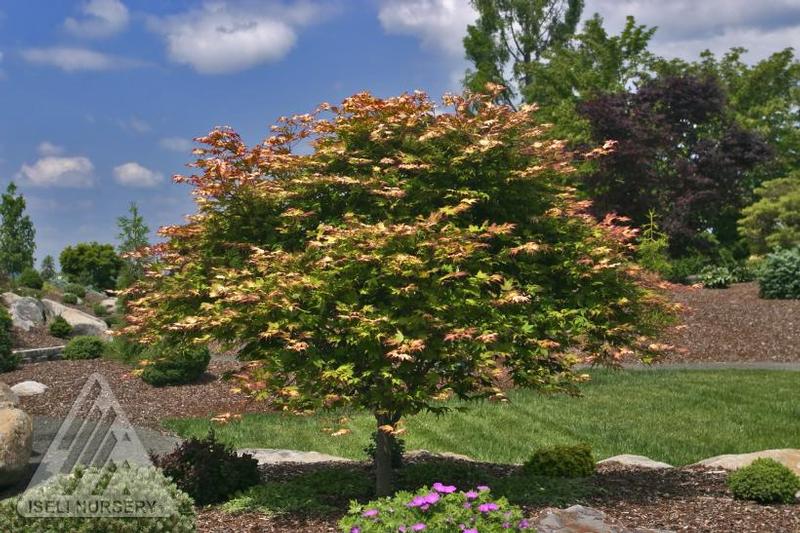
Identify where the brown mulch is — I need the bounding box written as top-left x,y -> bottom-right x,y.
659,282 -> 800,363
11,326 -> 65,350
0,358 -> 263,430
193,462 -> 800,533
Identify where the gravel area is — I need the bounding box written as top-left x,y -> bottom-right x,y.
11,326 -> 65,350
659,282 -> 800,363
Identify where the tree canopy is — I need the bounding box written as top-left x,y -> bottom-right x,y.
0,182 -> 36,278
60,242 -> 122,290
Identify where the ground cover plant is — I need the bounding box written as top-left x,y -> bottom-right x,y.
137,340 -> 211,386
164,369 -> 800,467
124,88 -> 670,495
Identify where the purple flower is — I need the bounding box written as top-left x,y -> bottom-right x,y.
518,519 -> 530,529
503,522 -> 510,529
350,528 -> 360,533
477,502 -> 499,513
463,502 -> 472,509
476,485 -> 490,492
424,492 -> 440,505
464,529 -> 478,533
398,527 -> 406,532
362,509 -> 379,518
432,482 -> 457,494
464,490 -> 479,500
411,523 -> 426,531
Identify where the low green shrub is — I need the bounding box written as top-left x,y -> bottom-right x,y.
92,302 -> 109,317
758,248 -> 800,299
12,287 -> 41,299
65,283 -> 86,298
0,464 -> 196,532
666,254 -> 709,284
48,315 -> 73,338
727,458 -> 800,504
522,444 -> 595,478
17,267 -> 43,290
63,336 -> 106,360
0,307 -> 19,372
340,485 -> 530,532
699,265 -> 735,289
151,431 -> 260,505
62,292 -> 78,304
139,341 -> 210,387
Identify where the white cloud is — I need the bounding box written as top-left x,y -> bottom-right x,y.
159,137 -> 194,152
113,162 -> 163,187
37,141 -> 65,157
377,0 -> 476,56
21,47 -> 143,72
148,1 -> 330,74
117,116 -> 151,133
17,156 -> 94,187
64,0 -> 130,38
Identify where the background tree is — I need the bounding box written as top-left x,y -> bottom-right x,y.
464,0 -> 584,106
116,202 -> 150,289
40,255 -> 56,281
739,172 -> 800,254
579,74 -> 772,255
0,182 -> 36,278
124,90 -> 669,496
60,242 -> 122,290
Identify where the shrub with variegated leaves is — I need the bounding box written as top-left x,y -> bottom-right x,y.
123,86 -> 670,495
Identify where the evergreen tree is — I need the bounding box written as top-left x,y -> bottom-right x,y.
40,255 -> 56,281
0,182 -> 36,277
116,202 -> 150,288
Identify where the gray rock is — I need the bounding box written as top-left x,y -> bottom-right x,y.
0,382 -> 18,407
1,292 -> 45,331
41,299 -> 110,339
0,407 -> 33,487
237,448 -> 354,465
536,505 -> 672,533
405,449 -> 475,462
11,381 -> 48,397
598,454 -> 673,469
100,297 -> 118,313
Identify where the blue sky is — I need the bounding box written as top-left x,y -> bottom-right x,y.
1,0 -> 798,265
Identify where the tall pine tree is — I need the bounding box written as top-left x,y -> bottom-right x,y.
0,182 -> 36,278
116,202 -> 150,288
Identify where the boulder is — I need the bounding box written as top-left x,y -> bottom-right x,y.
41,299 -> 110,339
0,382 -> 18,407
598,454 -> 673,469
693,449 -> 800,477
1,292 -> 45,331
536,505 -> 672,533
0,406 -> 33,487
100,297 -> 118,313
10,381 -> 47,397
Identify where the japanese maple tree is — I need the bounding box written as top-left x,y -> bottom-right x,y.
124,88 -> 668,495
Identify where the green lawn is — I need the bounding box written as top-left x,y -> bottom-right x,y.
164,369 -> 800,466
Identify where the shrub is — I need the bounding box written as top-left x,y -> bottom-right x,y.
667,254 -> 709,284
151,431 -> 260,505
48,315 -> 73,338
12,287 -> 41,299
739,173 -> 800,255
0,307 -> 19,372
92,302 -> 109,317
0,464 -> 196,532
105,335 -> 146,364
65,283 -> 86,298
758,248 -> 800,299
139,341 -> 210,386
63,336 -> 106,360
62,292 -> 78,304
698,265 -> 735,289
727,458 -> 800,504
364,430 -> 405,469
17,267 -> 43,290
522,444 -> 595,478
340,485 -> 531,532
636,210 -> 672,278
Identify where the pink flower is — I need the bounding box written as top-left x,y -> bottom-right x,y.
477,502 -> 499,513
362,509 -> 379,518
464,490 -> 479,500
411,523 -> 426,531
432,482 -> 457,494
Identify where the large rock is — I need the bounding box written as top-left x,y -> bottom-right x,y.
598,454 -> 673,469
41,299 -> 110,339
536,505 -> 672,533
694,449 -> 800,477
1,292 -> 45,331
0,406 -> 33,487
11,381 -> 47,397
237,448 -> 354,465
0,382 -> 18,407
100,297 -> 118,313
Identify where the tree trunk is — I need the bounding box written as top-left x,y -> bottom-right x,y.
374,414 -> 396,497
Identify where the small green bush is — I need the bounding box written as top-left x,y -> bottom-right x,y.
140,341 -> 210,386
522,444 -> 595,478
699,265 -> 735,289
758,248 -> 800,299
62,292 -> 78,304
63,336 -> 106,360
667,254 -> 709,283
727,458 -> 800,504
17,267 -> 43,290
340,485 -> 530,532
0,307 -> 19,372
12,287 -> 41,299
48,315 -> 73,338
0,464 -> 196,532
92,302 -> 109,317
151,431 -> 260,505
65,283 -> 86,298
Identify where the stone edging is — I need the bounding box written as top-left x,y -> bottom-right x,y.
12,346 -> 65,363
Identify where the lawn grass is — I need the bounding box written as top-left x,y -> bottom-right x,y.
163,369 -> 800,466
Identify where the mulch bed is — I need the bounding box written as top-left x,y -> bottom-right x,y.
11,326 -> 65,350
194,462 -> 800,533
659,282 -> 800,363
0,358 -> 263,430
